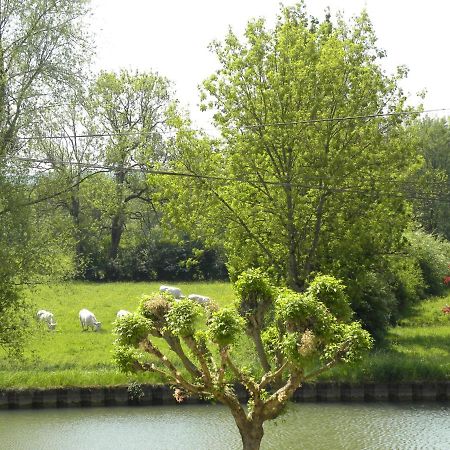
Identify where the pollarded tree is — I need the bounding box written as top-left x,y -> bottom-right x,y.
160,4 -> 419,295
114,269 -> 372,450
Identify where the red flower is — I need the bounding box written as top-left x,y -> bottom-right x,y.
442,305 -> 450,315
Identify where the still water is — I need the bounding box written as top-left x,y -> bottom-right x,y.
0,403 -> 449,450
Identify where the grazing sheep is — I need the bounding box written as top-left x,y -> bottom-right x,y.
160,285 -> 184,299
37,309 -> 57,330
188,294 -> 210,305
79,308 -> 102,331
116,309 -> 131,319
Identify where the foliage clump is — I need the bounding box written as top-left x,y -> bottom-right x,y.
208,308 -> 245,346
138,293 -> 173,329
166,299 -> 202,337
114,313 -> 152,348
306,275 -> 353,322
234,268 -> 275,318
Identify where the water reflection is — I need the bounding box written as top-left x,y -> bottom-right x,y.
0,403 -> 449,449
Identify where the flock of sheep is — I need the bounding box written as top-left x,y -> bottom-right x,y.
36,285 -> 211,332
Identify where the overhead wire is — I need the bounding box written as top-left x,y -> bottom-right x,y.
2,106 -> 449,202
243,108 -> 450,128
2,154 -> 449,203
13,107 -> 450,141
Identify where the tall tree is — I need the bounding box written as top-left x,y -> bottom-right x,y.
0,0 -> 91,156
161,4 -> 418,294
0,0 -> 92,354
410,117 -> 450,238
31,91 -> 107,274
88,70 -> 176,278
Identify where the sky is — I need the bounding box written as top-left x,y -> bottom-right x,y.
90,0 -> 450,130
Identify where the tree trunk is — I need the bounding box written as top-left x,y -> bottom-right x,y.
237,421 -> 264,450
70,189 -> 85,274
215,388 -> 263,450
109,212 -> 125,260
108,168 -> 126,267
303,193 -> 326,279
284,184 -> 301,291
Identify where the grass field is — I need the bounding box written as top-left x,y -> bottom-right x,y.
0,281 -> 235,388
0,282 -> 449,388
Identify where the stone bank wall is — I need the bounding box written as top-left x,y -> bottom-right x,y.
0,382 -> 448,410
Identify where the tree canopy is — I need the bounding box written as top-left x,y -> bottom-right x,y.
157,5 -> 422,336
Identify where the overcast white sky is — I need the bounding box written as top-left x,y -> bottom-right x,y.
90,0 -> 450,130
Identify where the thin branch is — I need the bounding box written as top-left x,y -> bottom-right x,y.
0,169 -> 108,216
224,352 -> 259,398
259,360 -> 289,389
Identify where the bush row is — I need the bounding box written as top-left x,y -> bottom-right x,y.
347,229 -> 450,341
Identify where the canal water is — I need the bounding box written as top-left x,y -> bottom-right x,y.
0,402 -> 449,449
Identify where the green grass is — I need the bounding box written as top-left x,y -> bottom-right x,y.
320,295 -> 450,383
397,295 -> 450,327
1,282 -> 449,388
0,281 -> 234,388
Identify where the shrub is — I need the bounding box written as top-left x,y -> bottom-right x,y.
404,229 -> 450,296
346,271 -> 397,343
385,255 -> 426,318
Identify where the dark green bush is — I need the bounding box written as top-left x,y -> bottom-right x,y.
346,271 -> 397,343
79,239 -> 227,282
404,229 -> 450,296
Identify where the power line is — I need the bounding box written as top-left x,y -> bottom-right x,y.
5,154 -> 447,187
4,155 -> 333,188
13,107 -> 450,141
2,155 -> 449,201
16,129 -> 177,141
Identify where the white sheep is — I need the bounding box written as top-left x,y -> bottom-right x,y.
188,294 -> 210,304
160,285 -> 184,299
79,308 -> 102,331
37,309 -> 57,330
116,309 -> 131,319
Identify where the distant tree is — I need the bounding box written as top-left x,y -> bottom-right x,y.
0,0 -> 92,354
31,90 -> 107,274
162,4 -> 417,288
114,269 -> 372,450
0,0 -> 91,157
409,117 -> 450,239
87,70 -> 177,278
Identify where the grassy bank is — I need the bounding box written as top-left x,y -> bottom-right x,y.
0,282 -> 449,388
322,295 -> 450,382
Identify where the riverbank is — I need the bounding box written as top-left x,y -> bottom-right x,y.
1,382 -> 449,409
